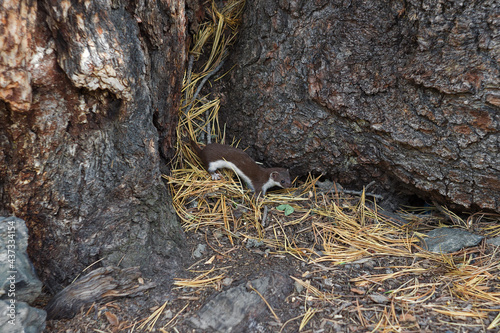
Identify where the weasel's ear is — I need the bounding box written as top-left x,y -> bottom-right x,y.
271,171 -> 279,180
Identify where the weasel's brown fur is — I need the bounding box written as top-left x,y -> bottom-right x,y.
190,140 -> 291,195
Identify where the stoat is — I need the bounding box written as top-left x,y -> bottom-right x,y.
190,140 -> 291,196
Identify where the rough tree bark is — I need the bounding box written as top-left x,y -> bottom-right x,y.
216,0 -> 500,212
0,0 -> 187,292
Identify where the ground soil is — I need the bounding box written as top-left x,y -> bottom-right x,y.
43,213 -> 500,333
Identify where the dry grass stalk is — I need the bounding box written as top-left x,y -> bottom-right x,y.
173,267 -> 225,290
162,303 -> 189,330
488,312 -> 500,329
299,307 -> 318,331
291,277 -> 338,304
137,300 -> 168,331
247,282 -> 281,324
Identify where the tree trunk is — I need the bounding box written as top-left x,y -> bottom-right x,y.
0,0 -> 187,292
216,0 -> 500,212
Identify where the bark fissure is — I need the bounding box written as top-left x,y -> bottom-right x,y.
216,0 -> 499,212
0,0 -> 187,292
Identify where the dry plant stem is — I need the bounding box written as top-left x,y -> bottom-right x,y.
247,282 -> 281,324
432,200 -> 464,226
364,180 -> 376,191
488,312 -> 500,329
342,188 -> 384,201
206,110 -> 212,143
137,300 -> 168,331
183,54 -> 194,109
279,313 -> 305,333
261,205 -> 269,227
299,308 -> 318,330
162,303 -> 189,329
185,60 -> 225,118
169,163 -> 500,329
70,258 -> 105,284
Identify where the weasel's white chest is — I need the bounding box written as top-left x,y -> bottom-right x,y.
207,160 -> 255,191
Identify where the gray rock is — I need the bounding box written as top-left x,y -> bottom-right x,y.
486,236 -> 500,246
323,278 -> 333,288
0,217 -> 42,303
222,277 -> 233,287
0,300 -> 46,333
368,293 -> 389,304
193,244 -> 207,258
0,217 -> 46,332
188,273 -> 291,332
422,227 -> 483,253
245,239 -> 264,248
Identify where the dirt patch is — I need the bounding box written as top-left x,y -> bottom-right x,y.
45,183 -> 500,332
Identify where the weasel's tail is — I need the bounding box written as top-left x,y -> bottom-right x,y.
189,139 -> 203,157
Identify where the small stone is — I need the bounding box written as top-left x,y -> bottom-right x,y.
368,293 -> 389,304
294,280 -> 304,293
246,239 -> 264,248
422,227 -> 483,253
222,278 -> 233,286
193,244 -> 207,258
163,309 -> 173,320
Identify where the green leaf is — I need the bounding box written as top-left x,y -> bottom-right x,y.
276,204 -> 294,216
285,206 -> 294,216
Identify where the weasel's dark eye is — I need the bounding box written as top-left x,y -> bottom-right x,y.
280,180 -> 285,184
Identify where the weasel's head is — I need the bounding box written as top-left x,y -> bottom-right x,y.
260,168 -> 292,196
270,168 -> 292,189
